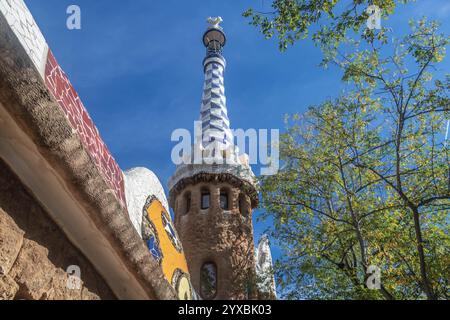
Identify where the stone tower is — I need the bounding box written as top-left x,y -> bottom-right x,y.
168,17 -> 258,300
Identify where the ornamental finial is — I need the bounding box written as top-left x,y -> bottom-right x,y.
207,16 -> 223,29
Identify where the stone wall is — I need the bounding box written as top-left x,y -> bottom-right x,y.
0,158 -> 115,300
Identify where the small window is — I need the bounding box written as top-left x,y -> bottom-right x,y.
184,192 -> 191,215
220,192 -> 229,210
201,192 -> 210,210
200,262 -> 217,300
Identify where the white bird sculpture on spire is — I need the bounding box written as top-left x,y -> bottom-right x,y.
207,16 -> 223,29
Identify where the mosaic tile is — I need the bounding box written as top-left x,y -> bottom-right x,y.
0,0 -> 48,75
44,50 -> 126,207
200,55 -> 234,148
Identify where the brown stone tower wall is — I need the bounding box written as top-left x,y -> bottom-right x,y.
173,180 -> 256,300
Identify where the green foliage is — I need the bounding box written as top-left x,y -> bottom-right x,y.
259,20 -> 449,300
243,0 -> 411,51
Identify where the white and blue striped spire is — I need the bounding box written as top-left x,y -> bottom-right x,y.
200,17 -> 234,151
168,18 -> 258,202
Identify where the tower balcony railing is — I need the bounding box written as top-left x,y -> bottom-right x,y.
168,155 -> 257,193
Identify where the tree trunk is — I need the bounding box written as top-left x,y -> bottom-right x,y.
410,205 -> 436,300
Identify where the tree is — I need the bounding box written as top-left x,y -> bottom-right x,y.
259,19 -> 449,300
243,0 -> 411,51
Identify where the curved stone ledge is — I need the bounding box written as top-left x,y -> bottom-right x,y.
0,12 -> 176,300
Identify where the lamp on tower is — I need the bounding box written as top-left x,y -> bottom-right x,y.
203,17 -> 226,54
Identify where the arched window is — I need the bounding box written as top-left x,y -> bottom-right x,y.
201,188 -> 210,210
220,190 -> 229,210
200,262 -> 217,299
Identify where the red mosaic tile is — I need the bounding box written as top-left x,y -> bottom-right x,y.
44,50 -> 126,208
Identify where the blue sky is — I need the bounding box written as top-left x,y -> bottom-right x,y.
25,0 -> 449,271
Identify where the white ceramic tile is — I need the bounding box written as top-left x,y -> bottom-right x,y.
0,0 -> 48,76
